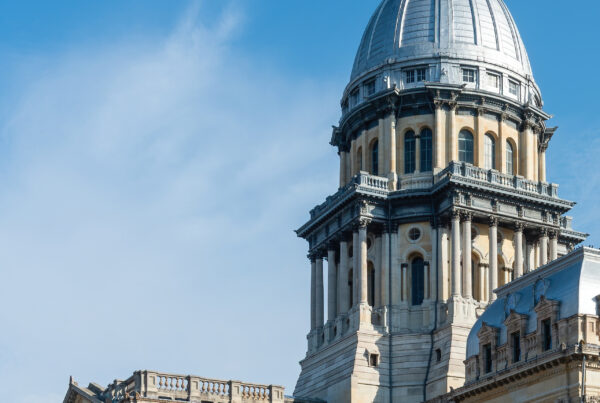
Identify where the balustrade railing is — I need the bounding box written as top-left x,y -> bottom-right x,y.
435,161 -> 559,198
102,371 -> 284,402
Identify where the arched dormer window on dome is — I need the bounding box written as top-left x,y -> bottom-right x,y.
459,130 -> 474,164
420,128 -> 432,172
404,131 -> 416,174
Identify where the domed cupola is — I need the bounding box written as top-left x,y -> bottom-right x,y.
341,0 -> 541,116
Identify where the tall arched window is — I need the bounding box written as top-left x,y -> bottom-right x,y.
411,256 -> 425,306
484,134 -> 496,170
405,130 -> 416,174
371,140 -> 379,176
506,141 -> 514,175
458,130 -> 474,164
420,128 -> 433,172
367,262 -> 375,307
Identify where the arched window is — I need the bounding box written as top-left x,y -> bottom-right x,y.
506,141 -> 514,175
405,131 -> 416,174
420,128 -> 433,172
348,269 -> 354,308
458,130 -> 474,164
371,140 -> 379,176
484,134 -> 496,170
411,257 -> 425,306
367,262 -> 375,307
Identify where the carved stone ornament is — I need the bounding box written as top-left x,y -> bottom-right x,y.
359,217 -> 372,229
488,216 -> 498,227
533,278 -> 550,305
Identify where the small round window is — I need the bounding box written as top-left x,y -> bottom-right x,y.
408,227 -> 421,242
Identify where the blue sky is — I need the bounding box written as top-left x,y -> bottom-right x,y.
0,1 -> 598,402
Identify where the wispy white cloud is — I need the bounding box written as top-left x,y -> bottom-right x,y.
0,3 -> 341,402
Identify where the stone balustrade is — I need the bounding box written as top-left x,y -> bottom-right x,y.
102,370 -> 285,403
436,161 -> 559,198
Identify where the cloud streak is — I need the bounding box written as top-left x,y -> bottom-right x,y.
0,3 -> 341,402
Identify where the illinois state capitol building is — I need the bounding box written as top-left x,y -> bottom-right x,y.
64,1 -> 599,402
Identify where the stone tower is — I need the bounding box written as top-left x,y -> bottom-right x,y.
293,1 -> 587,402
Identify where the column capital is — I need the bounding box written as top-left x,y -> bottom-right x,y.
514,222 -> 524,232
326,241 -> 338,252
451,208 -> 462,220
488,216 -> 499,228
383,221 -> 399,234
461,211 -> 473,222
358,217 -> 372,229
308,253 -> 318,262
540,227 -> 549,237
548,230 -> 558,239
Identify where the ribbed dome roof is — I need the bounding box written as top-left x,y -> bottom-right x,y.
351,0 -> 532,82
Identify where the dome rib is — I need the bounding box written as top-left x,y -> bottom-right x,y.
350,0 -> 533,82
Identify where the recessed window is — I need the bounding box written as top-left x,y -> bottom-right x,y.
484,134 -> 496,170
509,80 -> 520,97
511,332 -> 521,363
458,130 -> 474,164
420,128 -> 433,172
408,227 -> 421,241
542,319 -> 552,351
405,68 -> 427,84
435,349 -> 442,362
369,353 -> 380,367
364,80 -> 376,97
404,130 -> 416,174
350,88 -> 360,106
487,72 -> 501,91
411,257 -> 425,306
484,344 -> 493,373
462,68 -> 477,84
506,141 -> 514,175
371,140 -> 379,176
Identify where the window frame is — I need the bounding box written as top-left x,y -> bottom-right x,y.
462,67 -> 477,84
484,133 -> 496,170
404,130 -> 416,174
364,79 -> 376,98
508,79 -> 520,97
420,128 -> 433,172
371,140 -> 379,176
506,140 -> 514,175
458,130 -> 475,164
410,256 -> 425,306
487,72 -> 501,92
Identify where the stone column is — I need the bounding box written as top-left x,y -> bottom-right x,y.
540,229 -> 549,266
434,101 -> 444,169
381,229 -> 390,306
388,114 -> 398,190
462,212 -> 473,299
352,228 -> 359,306
479,264 -> 487,303
539,144 -> 547,183
390,224 -> 401,305
525,242 -> 534,273
549,231 -> 558,261
514,223 -> 524,278
488,218 -> 498,302
401,263 -> 409,302
316,256 -> 324,328
327,247 -> 337,322
339,151 -> 347,187
448,104 -> 458,162
451,211 -> 462,297
437,223 -> 449,300
338,240 -> 349,314
521,120 -> 535,180
431,224 -> 438,300
310,255 -> 317,330
358,219 -> 369,305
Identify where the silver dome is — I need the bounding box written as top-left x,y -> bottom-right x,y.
352,0 -> 532,81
